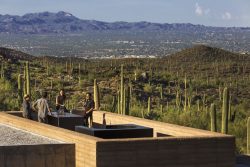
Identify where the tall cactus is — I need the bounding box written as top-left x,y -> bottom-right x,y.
111,95 -> 117,113
23,67 -> 27,95
70,61 -> 74,76
219,85 -> 222,101
46,61 -> 49,76
78,63 -> 81,76
66,61 -> 68,74
0,61 -> 4,79
210,103 -> 217,132
94,79 -> 100,110
221,87 -> 229,134
184,74 -> 187,112
78,63 -> 81,85
148,96 -> 151,114
197,100 -> 200,112
125,85 -> 131,115
247,117 -> 250,154
175,88 -> 181,111
129,79 -> 133,108
134,65 -> 138,81
50,80 -> 53,90
120,65 -> 124,115
228,94 -> 232,121
117,90 -> 120,114
18,74 -> 23,105
25,61 -> 31,96
123,86 -> 126,115
160,84 -> 163,113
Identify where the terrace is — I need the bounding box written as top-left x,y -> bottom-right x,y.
0,111 -> 235,167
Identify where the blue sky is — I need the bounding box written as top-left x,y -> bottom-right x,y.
0,0 -> 249,27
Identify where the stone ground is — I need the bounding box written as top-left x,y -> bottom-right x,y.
0,123 -> 60,145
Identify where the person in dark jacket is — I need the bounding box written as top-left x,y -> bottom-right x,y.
83,93 -> 95,127
56,89 -> 67,110
22,94 -> 32,120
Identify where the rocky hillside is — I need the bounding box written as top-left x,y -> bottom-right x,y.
0,47 -> 35,61
165,45 -> 248,62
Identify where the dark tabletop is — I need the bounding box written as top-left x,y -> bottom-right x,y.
49,112 -> 84,118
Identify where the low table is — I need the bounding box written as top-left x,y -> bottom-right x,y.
48,112 -> 85,131
75,124 -> 153,139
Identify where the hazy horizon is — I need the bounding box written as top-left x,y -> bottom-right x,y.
0,0 -> 249,27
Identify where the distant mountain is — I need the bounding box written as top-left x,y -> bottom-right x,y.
0,11 -> 249,34
165,45 -> 248,62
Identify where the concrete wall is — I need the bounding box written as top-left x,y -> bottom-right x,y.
96,137 -> 235,167
93,111 -> 235,167
0,111 -> 236,167
0,144 -> 75,167
0,112 -> 100,167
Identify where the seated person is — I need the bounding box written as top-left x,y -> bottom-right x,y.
83,93 -> 95,127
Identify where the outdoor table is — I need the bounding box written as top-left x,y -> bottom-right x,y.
48,112 -> 85,131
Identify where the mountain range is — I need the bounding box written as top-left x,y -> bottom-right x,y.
0,11 -> 249,34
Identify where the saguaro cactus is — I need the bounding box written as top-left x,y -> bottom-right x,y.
247,117 -> 250,154
123,87 -> 126,115
66,61 -> 68,74
0,62 -> 4,79
228,94 -> 232,121
18,74 -> 23,105
197,100 -> 200,112
129,79 -> 133,108
78,63 -> 81,85
78,63 -> 81,76
111,95 -> 117,113
94,79 -> 100,110
184,74 -> 187,112
160,84 -> 163,113
219,85 -> 222,101
221,87 -> 229,134
210,103 -> 217,132
25,61 -> 31,96
46,61 -> 49,76
175,88 -> 181,111
134,65 -> 138,81
120,65 -> 124,115
50,80 -> 53,90
125,86 -> 130,115
23,67 -> 27,95
117,90 -> 120,114
148,96 -> 151,114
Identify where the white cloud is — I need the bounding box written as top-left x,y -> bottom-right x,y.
195,3 -> 203,16
222,12 -> 232,20
195,3 -> 210,16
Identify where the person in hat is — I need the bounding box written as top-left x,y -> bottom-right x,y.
22,94 -> 32,119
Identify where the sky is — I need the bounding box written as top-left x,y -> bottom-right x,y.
0,0 -> 249,27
